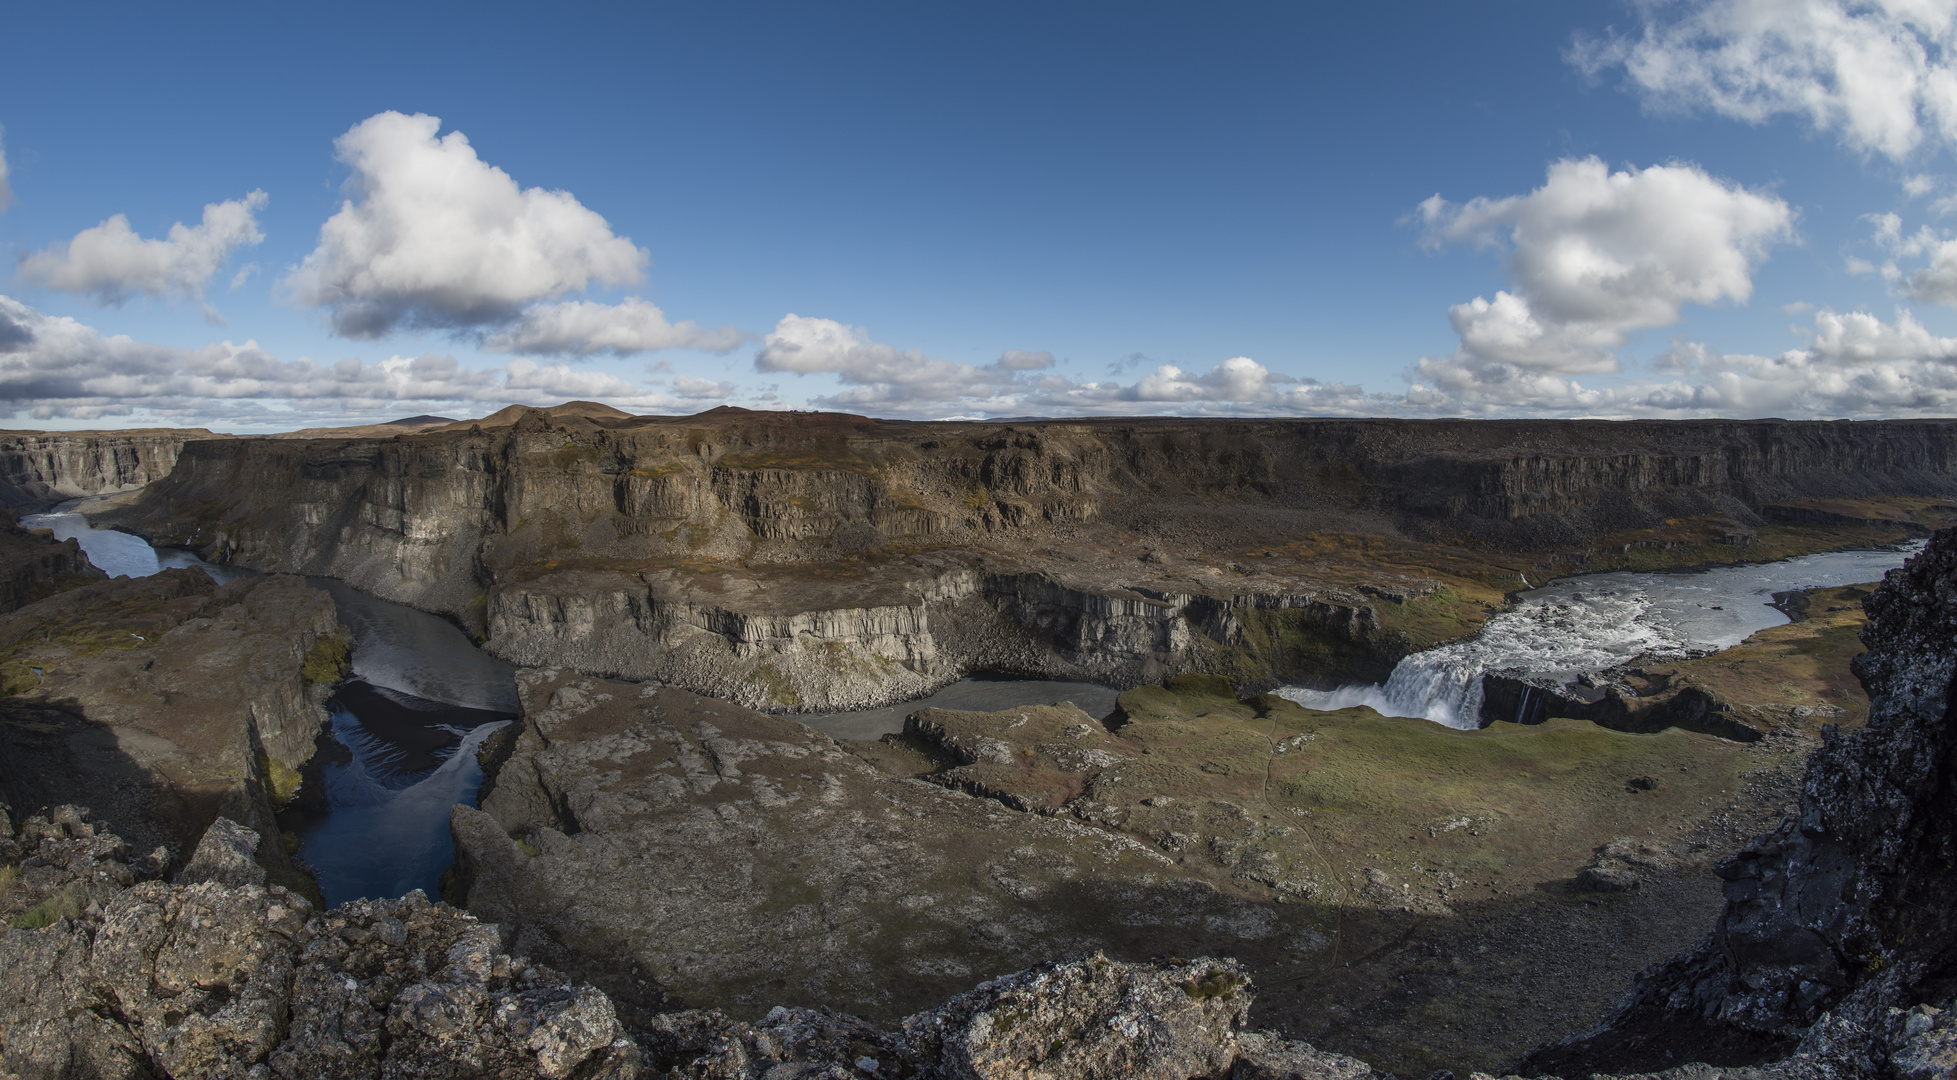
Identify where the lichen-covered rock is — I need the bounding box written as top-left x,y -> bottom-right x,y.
1891,1005 -> 1957,1080
3,810 -> 1422,1080
1230,1031 -> 1395,1080
642,1004 -> 895,1079
177,815 -> 267,887
0,815 -> 642,1080
640,955 -> 1383,1080
898,955 -> 1250,1080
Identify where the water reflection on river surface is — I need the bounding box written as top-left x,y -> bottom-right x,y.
287,582 -> 517,907
21,504 -> 244,583
20,503 -> 515,905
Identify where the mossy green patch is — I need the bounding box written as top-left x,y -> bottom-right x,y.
1622,583 -> 1878,732
1181,968 -> 1244,999
261,752 -> 304,806
750,663 -> 802,707
12,886 -> 79,929
300,632 -> 351,687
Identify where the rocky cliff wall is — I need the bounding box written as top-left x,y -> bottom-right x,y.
1527,527 -> 1957,1077
90,410 -> 1957,708
0,572 -> 346,873
0,509 -> 104,613
0,428 -> 223,509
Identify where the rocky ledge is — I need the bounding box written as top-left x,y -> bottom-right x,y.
1523,526 -> 1957,1077
0,509 -> 103,615
0,805 -> 1387,1080
0,571 -> 347,885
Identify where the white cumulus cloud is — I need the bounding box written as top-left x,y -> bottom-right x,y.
1573,0 -> 1957,162
1413,156 -> 1794,410
755,314 -> 1045,413
17,191 -> 268,303
1850,210 -> 1957,303
482,297 -> 744,356
282,111 -> 648,339
1023,357 -> 1381,417
1629,308 -> 1957,416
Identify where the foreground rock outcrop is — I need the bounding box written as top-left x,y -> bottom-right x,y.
1,808 -> 1385,1080
94,409 -> 1957,710
0,809 -> 644,1080
0,571 -> 346,878
0,509 -> 103,614
1527,527 -> 1957,1077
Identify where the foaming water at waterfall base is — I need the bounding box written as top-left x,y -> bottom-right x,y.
1282,545 -> 1920,729
16,504 -> 521,904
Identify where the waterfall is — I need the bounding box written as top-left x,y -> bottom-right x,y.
1279,645 -> 1491,729
1280,543 -> 1923,730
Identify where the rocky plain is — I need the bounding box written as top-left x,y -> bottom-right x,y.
0,406 -> 1955,1079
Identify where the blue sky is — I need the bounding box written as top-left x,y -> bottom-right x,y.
4,1 -> 1957,430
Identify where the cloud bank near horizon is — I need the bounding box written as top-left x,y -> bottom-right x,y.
0,293 -> 723,426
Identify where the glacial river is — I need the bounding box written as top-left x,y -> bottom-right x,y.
26,501 -> 1925,897
23,504 -> 515,906
1280,543 -> 1922,730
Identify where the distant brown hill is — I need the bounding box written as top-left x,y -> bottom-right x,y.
267,415 -> 457,440
435,401 -> 636,431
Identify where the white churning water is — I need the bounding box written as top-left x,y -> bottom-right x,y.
19,502 -> 518,905
1279,544 -> 1922,730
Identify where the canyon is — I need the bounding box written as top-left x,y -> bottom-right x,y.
72,407 -> 1957,712
3,408 -> 1956,1079
0,428 -> 219,510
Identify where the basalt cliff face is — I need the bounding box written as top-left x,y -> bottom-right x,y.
0,508 -> 104,613
97,410 -> 1957,710
0,571 -> 347,882
1526,527 -> 1957,1078
0,428 -> 222,510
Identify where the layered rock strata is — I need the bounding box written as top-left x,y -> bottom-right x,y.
0,428 -> 221,509
94,409 -> 1957,710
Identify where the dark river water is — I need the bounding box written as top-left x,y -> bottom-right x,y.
24,505 -> 515,906
27,502 -> 1112,904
